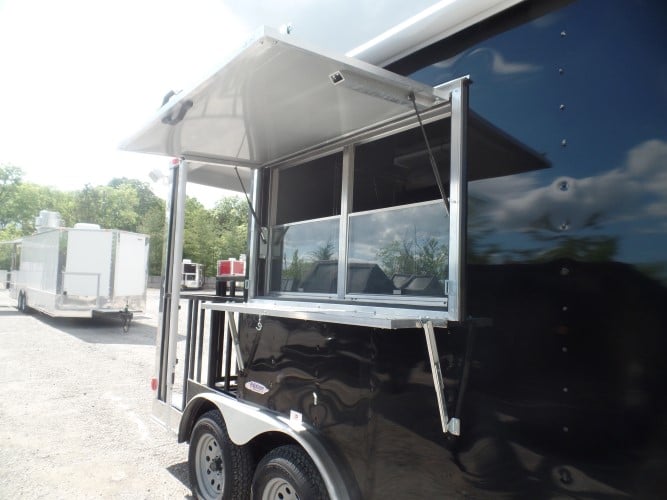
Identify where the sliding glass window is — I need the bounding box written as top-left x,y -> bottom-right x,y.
348,119 -> 450,299
268,153 -> 343,294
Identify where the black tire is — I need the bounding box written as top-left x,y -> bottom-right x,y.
17,291 -> 26,313
189,410 -> 252,500
251,445 -> 329,500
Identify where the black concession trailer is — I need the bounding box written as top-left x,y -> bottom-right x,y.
121,1 -> 667,498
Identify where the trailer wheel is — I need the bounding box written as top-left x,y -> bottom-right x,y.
251,445 -> 328,500
17,291 -> 27,313
189,410 -> 251,500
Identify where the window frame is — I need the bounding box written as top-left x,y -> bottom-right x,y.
258,77 -> 468,322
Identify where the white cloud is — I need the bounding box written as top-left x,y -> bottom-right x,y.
433,48 -> 541,76
471,139 -> 667,233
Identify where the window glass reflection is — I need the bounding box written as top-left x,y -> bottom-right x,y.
353,120 -> 450,213
407,0 -> 667,283
275,153 -> 342,225
347,201 -> 449,296
269,218 -> 339,293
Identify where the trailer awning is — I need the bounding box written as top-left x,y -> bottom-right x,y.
120,26 -> 446,168
120,26 -> 548,189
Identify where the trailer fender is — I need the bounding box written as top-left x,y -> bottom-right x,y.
180,392 -> 354,500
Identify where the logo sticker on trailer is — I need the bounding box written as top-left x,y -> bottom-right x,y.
245,381 -> 269,395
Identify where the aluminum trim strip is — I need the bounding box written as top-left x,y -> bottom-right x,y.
202,300 -> 448,329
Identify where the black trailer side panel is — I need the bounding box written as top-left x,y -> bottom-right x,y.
238,0 -> 667,498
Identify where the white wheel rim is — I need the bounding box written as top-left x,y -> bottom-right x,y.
195,432 -> 225,499
261,477 -> 300,500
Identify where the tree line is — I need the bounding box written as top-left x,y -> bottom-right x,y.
0,164 -> 248,276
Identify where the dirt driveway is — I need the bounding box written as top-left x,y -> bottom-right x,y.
0,288 -> 192,499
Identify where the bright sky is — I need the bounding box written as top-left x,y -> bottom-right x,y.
0,0 -> 252,205
0,0 -> 436,206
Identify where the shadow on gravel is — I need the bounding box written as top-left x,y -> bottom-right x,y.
167,461 -> 192,495
34,314 -> 158,346
0,309 -> 22,317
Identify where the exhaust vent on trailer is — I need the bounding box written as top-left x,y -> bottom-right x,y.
35,210 -> 62,232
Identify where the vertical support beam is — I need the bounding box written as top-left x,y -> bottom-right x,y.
448,78 -> 469,322
247,168 -> 261,300
223,313 -> 234,391
166,159 -> 188,407
182,297 -> 197,410
156,163 -> 179,403
337,146 -> 354,299
208,310 -> 221,387
196,307 -> 205,382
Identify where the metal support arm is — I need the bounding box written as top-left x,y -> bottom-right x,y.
422,320 -> 460,435
225,312 -> 246,373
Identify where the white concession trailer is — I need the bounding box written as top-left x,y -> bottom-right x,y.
9,216 -> 149,329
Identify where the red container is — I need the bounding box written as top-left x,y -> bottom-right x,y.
217,259 -> 246,276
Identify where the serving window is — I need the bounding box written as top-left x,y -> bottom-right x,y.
266,117 -> 451,305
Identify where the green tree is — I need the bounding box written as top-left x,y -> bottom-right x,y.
377,233 -> 448,278
72,184 -> 140,231
138,201 -> 166,276
310,239 -> 336,261
284,249 -> 305,281
0,227 -> 21,269
183,197 -> 222,277
0,166 -> 253,279
2,180 -> 75,235
212,196 -> 249,273
0,164 -> 23,200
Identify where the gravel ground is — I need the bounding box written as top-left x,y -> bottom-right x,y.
0,288 -> 192,499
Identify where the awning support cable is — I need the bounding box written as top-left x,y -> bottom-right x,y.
409,92 -> 450,216
235,166 -> 266,243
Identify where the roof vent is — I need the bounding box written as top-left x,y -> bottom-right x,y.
73,223 -> 102,230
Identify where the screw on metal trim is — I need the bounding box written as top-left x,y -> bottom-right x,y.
558,468 -> 573,485
559,104 -> 566,111
560,31 -> 567,37
559,68 -> 565,75
561,139 -> 567,147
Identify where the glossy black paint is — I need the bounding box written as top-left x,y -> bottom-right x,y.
235,0 -> 667,498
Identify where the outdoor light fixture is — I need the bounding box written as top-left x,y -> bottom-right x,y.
329,69 -> 441,109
